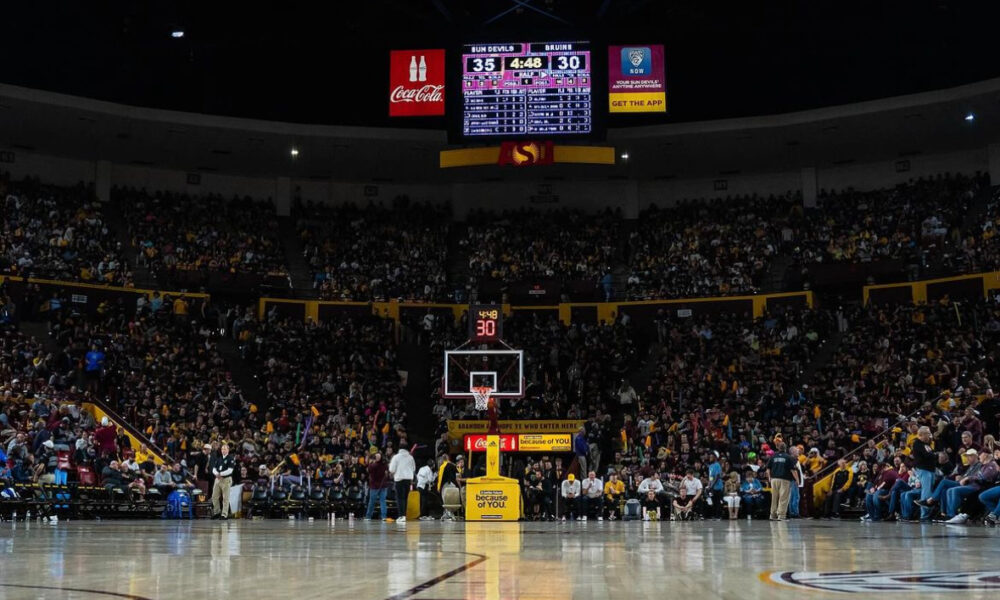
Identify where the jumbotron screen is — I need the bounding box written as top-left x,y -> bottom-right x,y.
460,41 -> 592,137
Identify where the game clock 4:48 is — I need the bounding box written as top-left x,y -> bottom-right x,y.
469,305 -> 503,342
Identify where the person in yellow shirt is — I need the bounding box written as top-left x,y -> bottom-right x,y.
904,421 -> 920,450
173,295 -> 188,317
603,472 -> 626,520
936,393 -> 958,413
135,443 -> 153,470
806,448 -> 827,474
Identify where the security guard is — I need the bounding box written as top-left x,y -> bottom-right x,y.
211,443 -> 236,519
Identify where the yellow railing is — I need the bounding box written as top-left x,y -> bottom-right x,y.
0,274 -> 210,301
863,270 -> 1000,305
258,290 -> 815,325
82,402 -> 167,466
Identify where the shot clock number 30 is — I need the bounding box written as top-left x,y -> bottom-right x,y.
469,305 -> 503,342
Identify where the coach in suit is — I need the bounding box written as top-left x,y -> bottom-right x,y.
211,443 -> 236,519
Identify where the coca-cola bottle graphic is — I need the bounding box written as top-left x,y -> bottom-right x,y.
418,55 -> 427,82
409,56 -> 418,82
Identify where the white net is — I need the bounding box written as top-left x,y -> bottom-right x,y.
472,386 -> 493,411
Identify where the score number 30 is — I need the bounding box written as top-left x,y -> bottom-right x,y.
475,318 -> 497,337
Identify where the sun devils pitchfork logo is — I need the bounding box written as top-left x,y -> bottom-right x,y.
761,570 -> 1000,593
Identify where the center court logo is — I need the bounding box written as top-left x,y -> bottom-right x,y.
761,570 -> 1000,593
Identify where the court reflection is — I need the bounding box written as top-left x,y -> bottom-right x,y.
463,522 -> 572,600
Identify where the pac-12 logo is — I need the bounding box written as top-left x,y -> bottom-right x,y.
497,141 -> 554,167
621,47 -> 651,76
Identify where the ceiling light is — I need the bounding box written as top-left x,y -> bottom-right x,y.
290,148 -> 299,157
965,113 -> 975,122
171,30 -> 185,39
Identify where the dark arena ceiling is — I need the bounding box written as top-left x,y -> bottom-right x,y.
2,0 -> 999,129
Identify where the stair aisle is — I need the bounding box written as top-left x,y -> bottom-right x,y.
277,216 -> 318,298
445,222 -> 470,303
217,336 -> 269,414
397,339 -> 437,457
105,197 -> 157,289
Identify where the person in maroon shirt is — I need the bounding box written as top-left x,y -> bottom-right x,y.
862,462 -> 898,521
365,452 -> 390,520
958,408 -> 985,446
93,418 -> 117,457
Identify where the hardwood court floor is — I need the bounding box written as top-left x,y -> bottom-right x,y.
1,519 -> 999,599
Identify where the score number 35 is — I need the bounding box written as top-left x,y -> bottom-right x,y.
470,57 -> 497,72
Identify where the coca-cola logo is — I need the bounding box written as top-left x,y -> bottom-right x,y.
389,49 -> 445,117
465,434 -> 517,451
390,84 -> 444,103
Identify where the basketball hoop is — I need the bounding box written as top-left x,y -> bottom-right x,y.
471,386 -> 493,411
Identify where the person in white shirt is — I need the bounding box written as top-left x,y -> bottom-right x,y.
560,474 -> 582,521
389,447 -> 416,523
416,459 -> 436,521
580,471 -> 604,521
637,472 -> 668,515
637,473 -> 665,495
672,471 -> 703,521
618,381 -> 638,408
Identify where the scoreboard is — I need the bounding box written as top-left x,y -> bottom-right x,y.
460,41 -> 592,138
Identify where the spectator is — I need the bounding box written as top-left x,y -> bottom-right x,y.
603,472 -> 625,520
365,452 -> 389,521
706,452 -> 724,519
822,459 -> 853,519
416,458 -> 436,521
580,470 -> 603,521
909,426 -> 939,523
574,428 -> 589,477
640,490 -> 661,521
560,473 -> 581,521
389,446 -> 415,523
740,470 -> 765,518
672,470 -> 703,521
722,472 -> 741,519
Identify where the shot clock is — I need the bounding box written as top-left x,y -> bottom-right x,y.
469,304 -> 503,342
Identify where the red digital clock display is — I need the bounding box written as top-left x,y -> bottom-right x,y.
469,304 -> 503,342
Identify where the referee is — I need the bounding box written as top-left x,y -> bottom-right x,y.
211,443 -> 236,520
